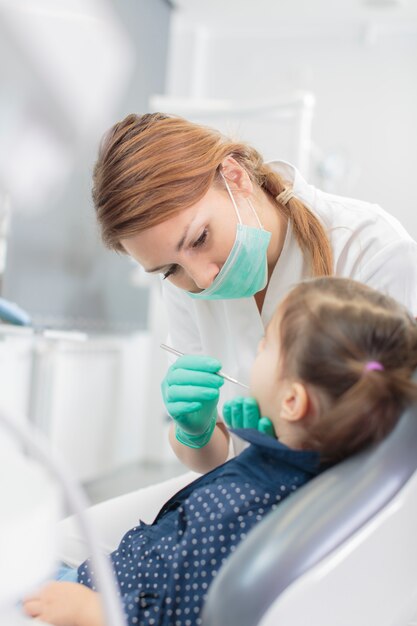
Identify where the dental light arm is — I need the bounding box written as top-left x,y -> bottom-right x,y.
0,407 -> 127,626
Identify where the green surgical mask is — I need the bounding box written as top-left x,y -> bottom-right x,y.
188,173 -> 271,300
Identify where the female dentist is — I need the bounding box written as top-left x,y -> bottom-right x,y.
58,111 -> 417,566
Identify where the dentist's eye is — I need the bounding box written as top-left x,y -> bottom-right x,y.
162,265 -> 178,280
192,228 -> 208,248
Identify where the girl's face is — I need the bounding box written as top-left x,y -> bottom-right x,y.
251,308 -> 318,447
120,167 -> 263,293
250,315 -> 284,424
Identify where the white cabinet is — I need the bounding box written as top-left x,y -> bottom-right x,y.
0,329 -> 34,458
0,327 -> 163,483
0,330 -> 33,418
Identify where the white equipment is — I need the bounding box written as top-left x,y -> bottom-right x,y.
1,449 -> 60,625
0,407 -> 127,626
149,92 -> 315,177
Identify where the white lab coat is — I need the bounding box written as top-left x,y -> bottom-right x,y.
162,161 -> 417,454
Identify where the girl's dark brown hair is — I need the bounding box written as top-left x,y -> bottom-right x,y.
92,112 -> 333,277
278,277 -> 417,463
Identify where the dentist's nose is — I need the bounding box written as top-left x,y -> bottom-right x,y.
190,262 -> 220,290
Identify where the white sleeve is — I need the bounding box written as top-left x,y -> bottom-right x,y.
360,240 -> 417,317
161,280 -> 229,427
161,279 -> 203,355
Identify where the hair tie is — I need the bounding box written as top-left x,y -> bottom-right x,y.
364,361 -> 384,372
276,188 -> 295,206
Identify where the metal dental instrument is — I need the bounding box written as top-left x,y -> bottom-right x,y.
160,343 -> 250,389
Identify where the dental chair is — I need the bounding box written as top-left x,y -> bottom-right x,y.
202,387 -> 417,626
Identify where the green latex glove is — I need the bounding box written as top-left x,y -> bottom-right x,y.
223,397 -> 276,437
161,354 -> 224,448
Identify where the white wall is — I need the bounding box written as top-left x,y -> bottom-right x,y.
165,2 -> 417,239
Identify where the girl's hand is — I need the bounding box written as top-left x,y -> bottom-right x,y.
223,397 -> 275,436
23,581 -> 104,626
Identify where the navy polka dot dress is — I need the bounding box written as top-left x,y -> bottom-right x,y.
78,429 -> 322,625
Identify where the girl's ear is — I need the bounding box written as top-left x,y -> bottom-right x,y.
279,382 -> 310,423
220,156 -> 253,196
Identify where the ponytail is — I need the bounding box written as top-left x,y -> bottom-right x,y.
309,368 -> 417,463
258,164 -> 333,277
278,195 -> 333,277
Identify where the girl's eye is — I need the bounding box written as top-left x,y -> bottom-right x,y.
162,265 -> 178,280
192,228 -> 208,248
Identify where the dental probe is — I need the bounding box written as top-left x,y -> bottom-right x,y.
160,343 -> 250,389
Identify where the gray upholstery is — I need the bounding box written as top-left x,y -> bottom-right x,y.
202,386 -> 417,626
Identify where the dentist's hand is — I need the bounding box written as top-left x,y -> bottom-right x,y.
161,354 -> 224,449
223,397 -> 275,437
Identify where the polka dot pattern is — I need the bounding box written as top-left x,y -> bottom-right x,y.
78,429 -> 320,625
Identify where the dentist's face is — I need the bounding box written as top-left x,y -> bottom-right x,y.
121,183 -> 259,293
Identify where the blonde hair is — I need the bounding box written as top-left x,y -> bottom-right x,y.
278,277 -> 417,463
92,113 -> 333,277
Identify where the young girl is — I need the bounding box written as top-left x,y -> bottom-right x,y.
23,277 -> 417,626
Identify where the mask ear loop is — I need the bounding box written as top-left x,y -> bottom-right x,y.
246,197 -> 265,229
220,170 -> 243,225
220,169 -> 265,229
